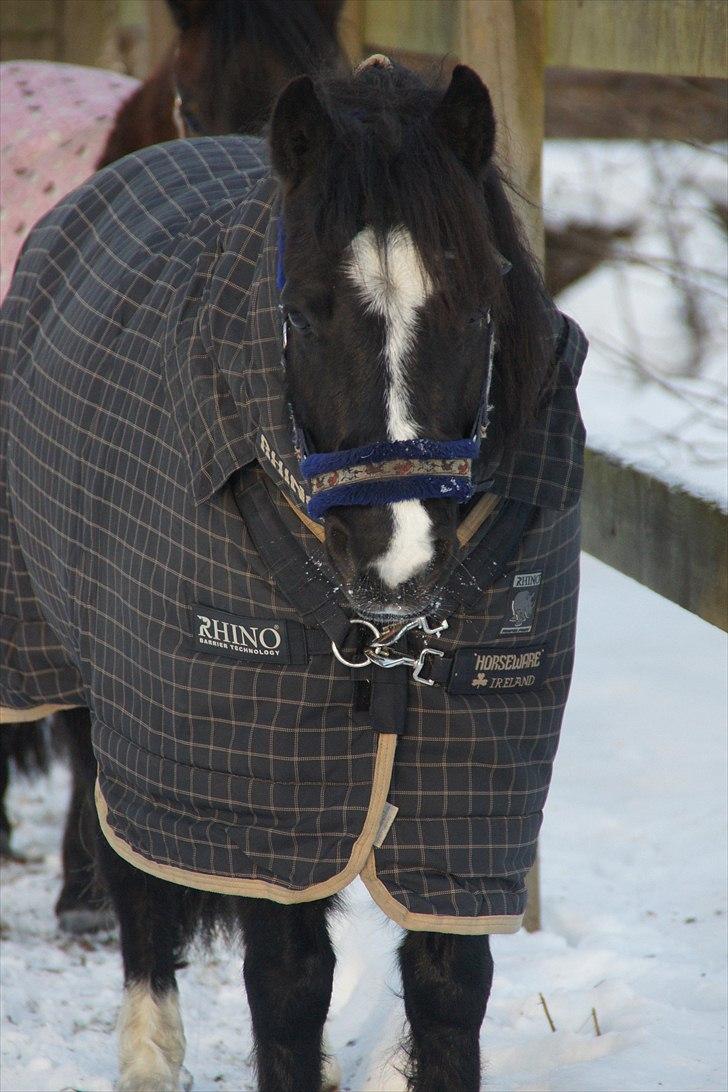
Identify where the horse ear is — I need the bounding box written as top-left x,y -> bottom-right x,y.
270,76 -> 334,190
311,0 -> 345,32
434,64 -> 496,176
165,0 -> 210,31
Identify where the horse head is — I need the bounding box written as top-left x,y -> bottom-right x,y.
167,0 -> 345,137
270,61 -> 552,618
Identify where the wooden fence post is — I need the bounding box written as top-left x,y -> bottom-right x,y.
458,0 -> 545,932
145,0 -> 176,73
457,0 -> 545,250
340,0 -> 365,66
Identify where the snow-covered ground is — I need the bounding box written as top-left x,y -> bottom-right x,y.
1,554 -> 726,1092
544,140 -> 728,509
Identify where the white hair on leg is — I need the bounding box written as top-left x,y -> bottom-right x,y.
346,227 -> 436,589
322,1032 -> 342,1091
117,982 -> 186,1092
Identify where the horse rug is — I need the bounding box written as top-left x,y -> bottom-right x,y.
0,137 -> 586,934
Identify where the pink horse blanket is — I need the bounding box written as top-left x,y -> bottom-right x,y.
1,61 -> 139,301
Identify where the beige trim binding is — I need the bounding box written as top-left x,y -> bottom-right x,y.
0,703 -> 82,725
97,731 -> 522,933
96,732 -> 399,901
360,851 -> 523,935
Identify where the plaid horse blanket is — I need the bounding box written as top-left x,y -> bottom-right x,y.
1,137 -> 586,933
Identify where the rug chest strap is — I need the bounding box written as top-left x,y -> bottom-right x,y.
231,471 -> 409,734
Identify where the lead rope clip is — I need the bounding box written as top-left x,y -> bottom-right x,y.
331,616 -> 448,686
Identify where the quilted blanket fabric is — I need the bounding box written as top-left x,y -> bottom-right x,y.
1,136 -> 586,933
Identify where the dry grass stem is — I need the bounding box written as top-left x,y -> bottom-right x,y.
539,993 -> 557,1033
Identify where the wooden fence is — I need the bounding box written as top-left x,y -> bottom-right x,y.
0,1 -> 175,75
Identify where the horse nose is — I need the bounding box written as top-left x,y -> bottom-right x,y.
324,502 -> 452,609
372,500 -> 434,589
325,503 -> 434,588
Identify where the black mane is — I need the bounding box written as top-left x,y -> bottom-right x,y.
178,0 -> 345,137
299,63 -> 552,440
207,0 -> 343,74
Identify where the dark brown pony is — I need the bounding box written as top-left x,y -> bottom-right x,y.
1,0 -> 345,930
97,0 -> 345,168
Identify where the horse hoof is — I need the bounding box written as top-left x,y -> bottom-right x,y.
180,1067 -> 193,1091
57,906 -> 116,934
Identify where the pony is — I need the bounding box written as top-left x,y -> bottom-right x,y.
0,0 -> 345,929
97,0 -> 345,166
0,53 -> 584,1092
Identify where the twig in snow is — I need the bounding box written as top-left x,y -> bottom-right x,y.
591,1007 -> 602,1037
539,993 -> 557,1033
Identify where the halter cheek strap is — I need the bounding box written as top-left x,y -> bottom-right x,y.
277,220 -> 496,521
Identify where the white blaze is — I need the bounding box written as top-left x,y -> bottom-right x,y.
347,227 -> 435,589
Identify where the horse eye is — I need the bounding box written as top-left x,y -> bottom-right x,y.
287,310 -> 311,332
468,310 -> 486,327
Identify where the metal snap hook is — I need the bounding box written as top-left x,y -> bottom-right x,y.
331,618 -> 380,669
412,647 -> 445,686
331,615 -> 448,684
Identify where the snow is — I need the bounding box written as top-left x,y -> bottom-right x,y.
543,140 -> 728,510
1,554 -> 726,1092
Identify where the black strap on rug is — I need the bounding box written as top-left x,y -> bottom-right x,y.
231,469 -> 409,734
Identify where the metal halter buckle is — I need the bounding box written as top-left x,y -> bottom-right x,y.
331,616 -> 448,686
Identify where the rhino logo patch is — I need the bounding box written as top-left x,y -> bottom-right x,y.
500,572 -> 542,635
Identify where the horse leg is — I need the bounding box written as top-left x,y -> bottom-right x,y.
95,828 -> 188,1092
0,720 -> 49,862
398,931 -> 493,1092
0,738 -> 12,858
54,707 -> 114,932
239,897 -> 338,1092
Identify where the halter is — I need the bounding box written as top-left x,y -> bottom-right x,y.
276,219 -> 496,521
172,77 -> 206,138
